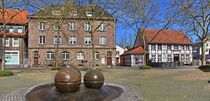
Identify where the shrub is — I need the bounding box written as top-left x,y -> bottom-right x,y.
139,65 -> 152,70
95,68 -> 102,72
199,65 -> 210,72
51,67 -> 61,71
0,70 -> 14,77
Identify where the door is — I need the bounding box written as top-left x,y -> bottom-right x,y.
107,51 -> 112,66
174,54 -> 179,62
33,57 -> 39,67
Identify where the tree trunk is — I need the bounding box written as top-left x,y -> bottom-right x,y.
201,40 -> 205,66
1,0 -> 5,71
91,32 -> 95,68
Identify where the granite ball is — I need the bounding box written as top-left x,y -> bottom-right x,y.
54,66 -> 81,93
84,69 -> 104,89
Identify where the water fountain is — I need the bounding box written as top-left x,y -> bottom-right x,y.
25,65 -> 123,101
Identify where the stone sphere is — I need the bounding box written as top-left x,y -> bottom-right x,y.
84,69 -> 104,89
54,66 -> 81,93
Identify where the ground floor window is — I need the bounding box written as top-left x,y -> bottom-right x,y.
167,55 -> 172,62
151,55 -> 155,62
5,51 -> 19,65
62,52 -> 69,60
77,52 -> 84,60
46,51 -> 54,60
158,55 -> 162,62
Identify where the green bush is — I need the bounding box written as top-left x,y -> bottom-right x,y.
0,70 -> 14,77
95,68 -> 102,72
139,65 -> 152,70
51,67 -> 61,71
199,65 -> 210,72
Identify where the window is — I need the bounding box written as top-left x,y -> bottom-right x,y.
9,27 -> 14,32
4,37 -> 10,47
86,11 -> 92,17
174,45 -> 178,50
77,52 -> 84,60
69,36 -> 77,44
54,36 -> 61,44
116,51 -> 119,55
39,22 -> 45,30
84,23 -> 92,31
46,52 -> 54,60
33,50 -> 39,57
12,38 -> 19,47
69,22 -> 76,30
158,55 -> 161,62
186,46 -> 189,50
167,45 -> 171,50
186,54 -> 189,60
99,23 -> 106,31
39,36 -> 45,44
54,23 -> 60,31
61,52 -> 69,60
95,52 -> 100,60
99,36 -> 106,45
84,36 -> 91,45
181,54 -> 184,62
151,55 -> 155,62
158,45 -> 162,50
167,55 -> 172,62
151,45 -> 155,50
17,27 -> 23,33
69,11 -> 77,17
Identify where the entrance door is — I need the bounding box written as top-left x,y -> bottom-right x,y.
174,54 -> 179,62
107,51 -> 112,66
33,57 -> 39,67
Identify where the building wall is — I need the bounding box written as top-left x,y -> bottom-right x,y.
120,54 -> 144,67
148,44 -> 193,64
116,45 -> 125,65
28,18 -> 116,67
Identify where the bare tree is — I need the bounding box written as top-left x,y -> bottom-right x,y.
169,0 -> 209,65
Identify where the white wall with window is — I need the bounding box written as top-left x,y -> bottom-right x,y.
5,51 -> 19,65
46,51 -> 54,60
77,52 -> 84,60
39,22 -> 46,30
69,36 -> 77,44
12,38 -> 19,47
54,36 -> 61,44
69,22 -> 76,30
84,36 -> 91,45
61,51 -> 69,60
84,23 -> 92,31
99,36 -> 106,45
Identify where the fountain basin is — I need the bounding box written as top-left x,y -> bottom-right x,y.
25,83 -> 123,101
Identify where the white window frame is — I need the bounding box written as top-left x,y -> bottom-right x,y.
86,11 -> 92,17
69,36 -> 77,44
69,22 -> 76,30
77,52 -> 84,60
99,36 -> 106,45
12,38 -> 19,47
95,52 -> 100,60
99,23 -> 106,31
39,22 -> 46,30
84,36 -> 91,45
84,23 -> 92,32
46,52 -> 54,60
39,36 -> 45,44
54,36 -> 62,44
4,37 -> 10,47
5,50 -> 19,65
61,52 -> 69,60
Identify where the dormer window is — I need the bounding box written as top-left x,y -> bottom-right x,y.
86,11 -> 92,17
69,11 -> 77,17
52,10 -> 61,16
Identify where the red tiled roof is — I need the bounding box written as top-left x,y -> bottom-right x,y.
121,46 -> 144,56
0,32 -> 25,37
0,9 -> 28,24
142,29 -> 192,45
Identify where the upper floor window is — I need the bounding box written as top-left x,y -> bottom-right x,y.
174,45 -> 178,50
9,27 -> 14,32
61,51 -> 69,60
167,45 -> 171,50
151,45 -> 155,50
46,51 -> 54,60
17,27 -> 23,33
86,11 -> 92,17
69,22 -> 76,30
54,36 -> 61,44
158,45 -> 162,50
4,37 -> 10,47
186,46 -> 189,50
116,51 -> 120,55
99,23 -> 106,31
39,22 -> 46,30
77,52 -> 84,60
95,52 -> 100,60
12,38 -> 19,47
69,36 -> 77,44
39,36 -> 45,44
84,23 -> 92,32
99,36 -> 106,45
54,23 -> 61,31
84,36 -> 91,45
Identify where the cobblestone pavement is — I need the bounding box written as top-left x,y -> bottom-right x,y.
0,83 -> 143,101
